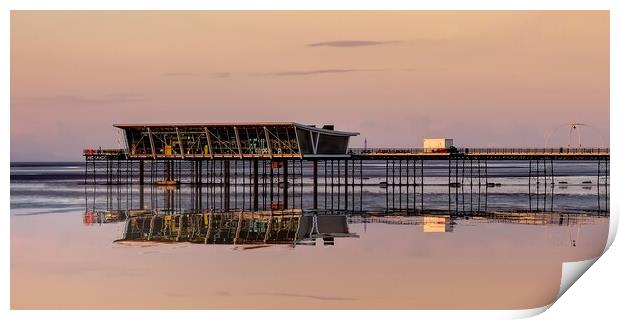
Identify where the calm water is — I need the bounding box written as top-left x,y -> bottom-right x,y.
10,161 -> 609,309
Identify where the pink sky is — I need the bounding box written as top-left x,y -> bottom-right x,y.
11,11 -> 609,161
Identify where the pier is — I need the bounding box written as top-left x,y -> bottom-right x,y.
84,122 -> 609,216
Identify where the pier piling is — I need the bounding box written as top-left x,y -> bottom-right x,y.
313,160 -> 318,210
84,150 -> 609,216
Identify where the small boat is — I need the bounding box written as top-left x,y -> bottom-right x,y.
156,180 -> 179,186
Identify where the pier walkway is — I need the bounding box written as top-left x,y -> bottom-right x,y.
84,147 -> 609,161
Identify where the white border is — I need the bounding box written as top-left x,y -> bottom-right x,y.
3,1 -> 617,320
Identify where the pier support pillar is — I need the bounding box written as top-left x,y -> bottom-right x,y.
104,160 -> 107,185
269,161 -> 274,210
164,160 -> 171,181
421,159 -> 424,212
344,160 -> 349,211
283,160 -> 289,209
191,161 -> 196,185
313,160 -> 318,210
224,160 -> 230,211
164,189 -> 172,211
139,160 -> 144,185
253,160 -> 259,211
448,157 -> 451,212
139,184 -> 144,210
198,161 -> 203,185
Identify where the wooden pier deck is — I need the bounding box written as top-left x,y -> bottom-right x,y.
84,147 -> 609,161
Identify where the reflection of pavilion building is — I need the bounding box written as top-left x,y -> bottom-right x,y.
83,210 -> 132,225
115,212 -> 357,247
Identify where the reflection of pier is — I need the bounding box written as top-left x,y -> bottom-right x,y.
83,209 -> 601,245
345,211 -> 596,228
84,122 -> 609,216
484,212 -> 599,226
108,212 -> 358,247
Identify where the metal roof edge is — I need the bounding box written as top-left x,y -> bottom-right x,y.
292,123 -> 359,136
113,122 -> 360,136
113,121 -> 296,128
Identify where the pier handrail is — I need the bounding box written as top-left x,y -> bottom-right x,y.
83,148 -> 125,156
84,146 -> 609,158
348,147 -> 609,155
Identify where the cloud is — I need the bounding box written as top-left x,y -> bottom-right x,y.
306,40 -> 400,47
163,72 -> 201,77
254,69 -> 367,77
213,72 -> 231,78
163,71 -> 231,78
248,292 -> 357,301
162,69 -> 389,79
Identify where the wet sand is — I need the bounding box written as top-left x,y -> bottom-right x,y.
11,209 -> 608,309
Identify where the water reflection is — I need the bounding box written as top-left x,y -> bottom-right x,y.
116,212 -> 357,247
83,163 -> 608,249
423,216 -> 454,233
84,208 -> 602,250
11,161 -> 611,309
85,181 -> 609,218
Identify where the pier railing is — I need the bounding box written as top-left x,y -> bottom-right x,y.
348,147 -> 609,155
84,147 -> 609,159
83,148 -> 125,156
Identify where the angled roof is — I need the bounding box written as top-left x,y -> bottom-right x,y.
113,122 -> 359,136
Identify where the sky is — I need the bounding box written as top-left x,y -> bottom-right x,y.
10,11 -> 609,161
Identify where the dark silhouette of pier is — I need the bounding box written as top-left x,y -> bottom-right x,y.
84,122 -> 609,216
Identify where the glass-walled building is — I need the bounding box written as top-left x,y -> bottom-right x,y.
115,122 -> 358,159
